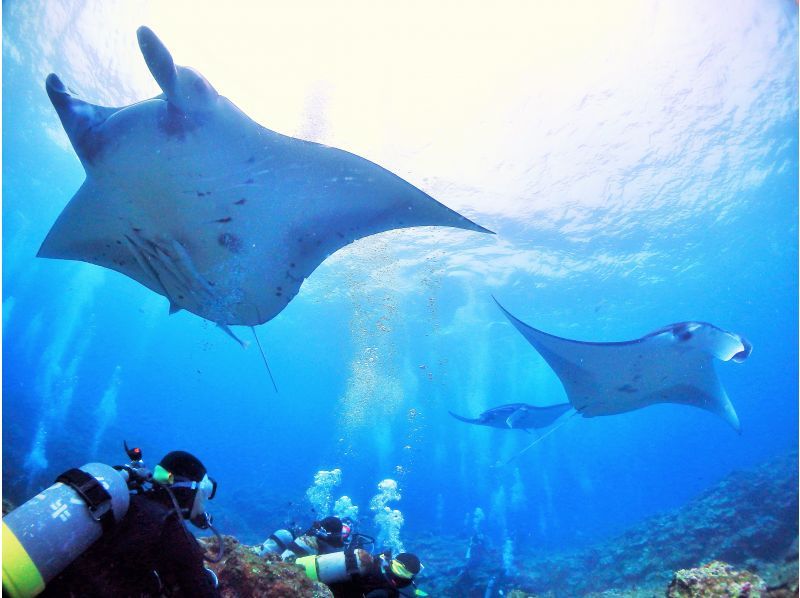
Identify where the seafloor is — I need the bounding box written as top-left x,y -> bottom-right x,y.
196,451 -> 798,597
412,451 -> 799,597
4,452 -> 797,596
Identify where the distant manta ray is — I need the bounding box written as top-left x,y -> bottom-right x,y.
449,402 -> 576,467
449,402 -> 572,431
39,26 -> 491,342
494,298 -> 752,432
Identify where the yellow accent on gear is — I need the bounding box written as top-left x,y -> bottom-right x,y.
2,522 -> 46,598
295,555 -> 319,581
390,559 -> 415,580
152,464 -> 174,485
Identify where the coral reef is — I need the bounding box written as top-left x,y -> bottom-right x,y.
667,560 -> 767,597
2,454 -> 794,598
199,535 -> 332,597
411,452 -> 798,597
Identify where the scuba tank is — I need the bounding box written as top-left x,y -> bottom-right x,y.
296,548 -> 373,584
280,534 -> 319,562
255,528 -> 296,557
2,462 -> 130,598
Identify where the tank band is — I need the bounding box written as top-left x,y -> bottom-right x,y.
269,533 -> 288,552
55,468 -> 115,533
287,539 -> 310,557
2,522 -> 46,598
345,549 -> 359,576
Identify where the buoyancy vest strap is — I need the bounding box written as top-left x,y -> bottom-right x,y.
55,468 -> 115,533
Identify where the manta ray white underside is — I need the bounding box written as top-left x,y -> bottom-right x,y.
39,26 -> 491,334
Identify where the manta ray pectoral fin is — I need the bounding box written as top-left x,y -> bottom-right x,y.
45,74 -> 119,167
704,385 -> 741,433
720,397 -> 741,433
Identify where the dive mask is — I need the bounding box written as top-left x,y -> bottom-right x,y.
169,472 -> 217,500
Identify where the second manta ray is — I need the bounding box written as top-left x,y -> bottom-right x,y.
494,299 -> 752,432
39,26 -> 491,336
449,403 -> 572,431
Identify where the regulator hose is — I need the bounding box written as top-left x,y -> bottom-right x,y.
162,485 -> 224,563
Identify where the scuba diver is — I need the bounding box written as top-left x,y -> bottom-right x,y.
278,515 -> 351,561
5,445 -> 222,597
298,549 -> 426,597
313,516 -> 351,554
454,532 -> 489,587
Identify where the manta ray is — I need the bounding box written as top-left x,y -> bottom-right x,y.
449,402 -> 572,431
39,26 -> 491,338
494,298 -> 752,432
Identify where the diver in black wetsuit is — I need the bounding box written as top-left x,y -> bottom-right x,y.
42,450 -> 220,598
327,551 -> 424,598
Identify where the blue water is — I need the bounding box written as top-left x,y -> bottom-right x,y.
3,0 -> 797,573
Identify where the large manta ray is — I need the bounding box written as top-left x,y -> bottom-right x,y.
39,26 -> 491,336
449,403 -> 572,431
494,298 -> 752,432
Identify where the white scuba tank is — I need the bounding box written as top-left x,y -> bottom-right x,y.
2,463 -> 130,598
296,548 -> 373,584
254,528 -> 295,557
279,534 -> 318,561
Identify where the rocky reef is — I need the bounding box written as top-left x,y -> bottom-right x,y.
413,451 -> 798,597
199,535 -> 333,598
667,561 -> 767,597
1,453 -> 795,597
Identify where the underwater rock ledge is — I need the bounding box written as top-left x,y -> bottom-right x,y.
198,535 -> 333,597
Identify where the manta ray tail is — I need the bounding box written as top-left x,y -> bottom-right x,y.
493,411 -> 579,468
251,327 -> 279,394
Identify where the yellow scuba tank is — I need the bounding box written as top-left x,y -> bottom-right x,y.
296,548 -> 373,584
2,463 -> 130,598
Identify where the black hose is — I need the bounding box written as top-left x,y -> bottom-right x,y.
162,485 -> 224,563
204,521 -> 225,563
